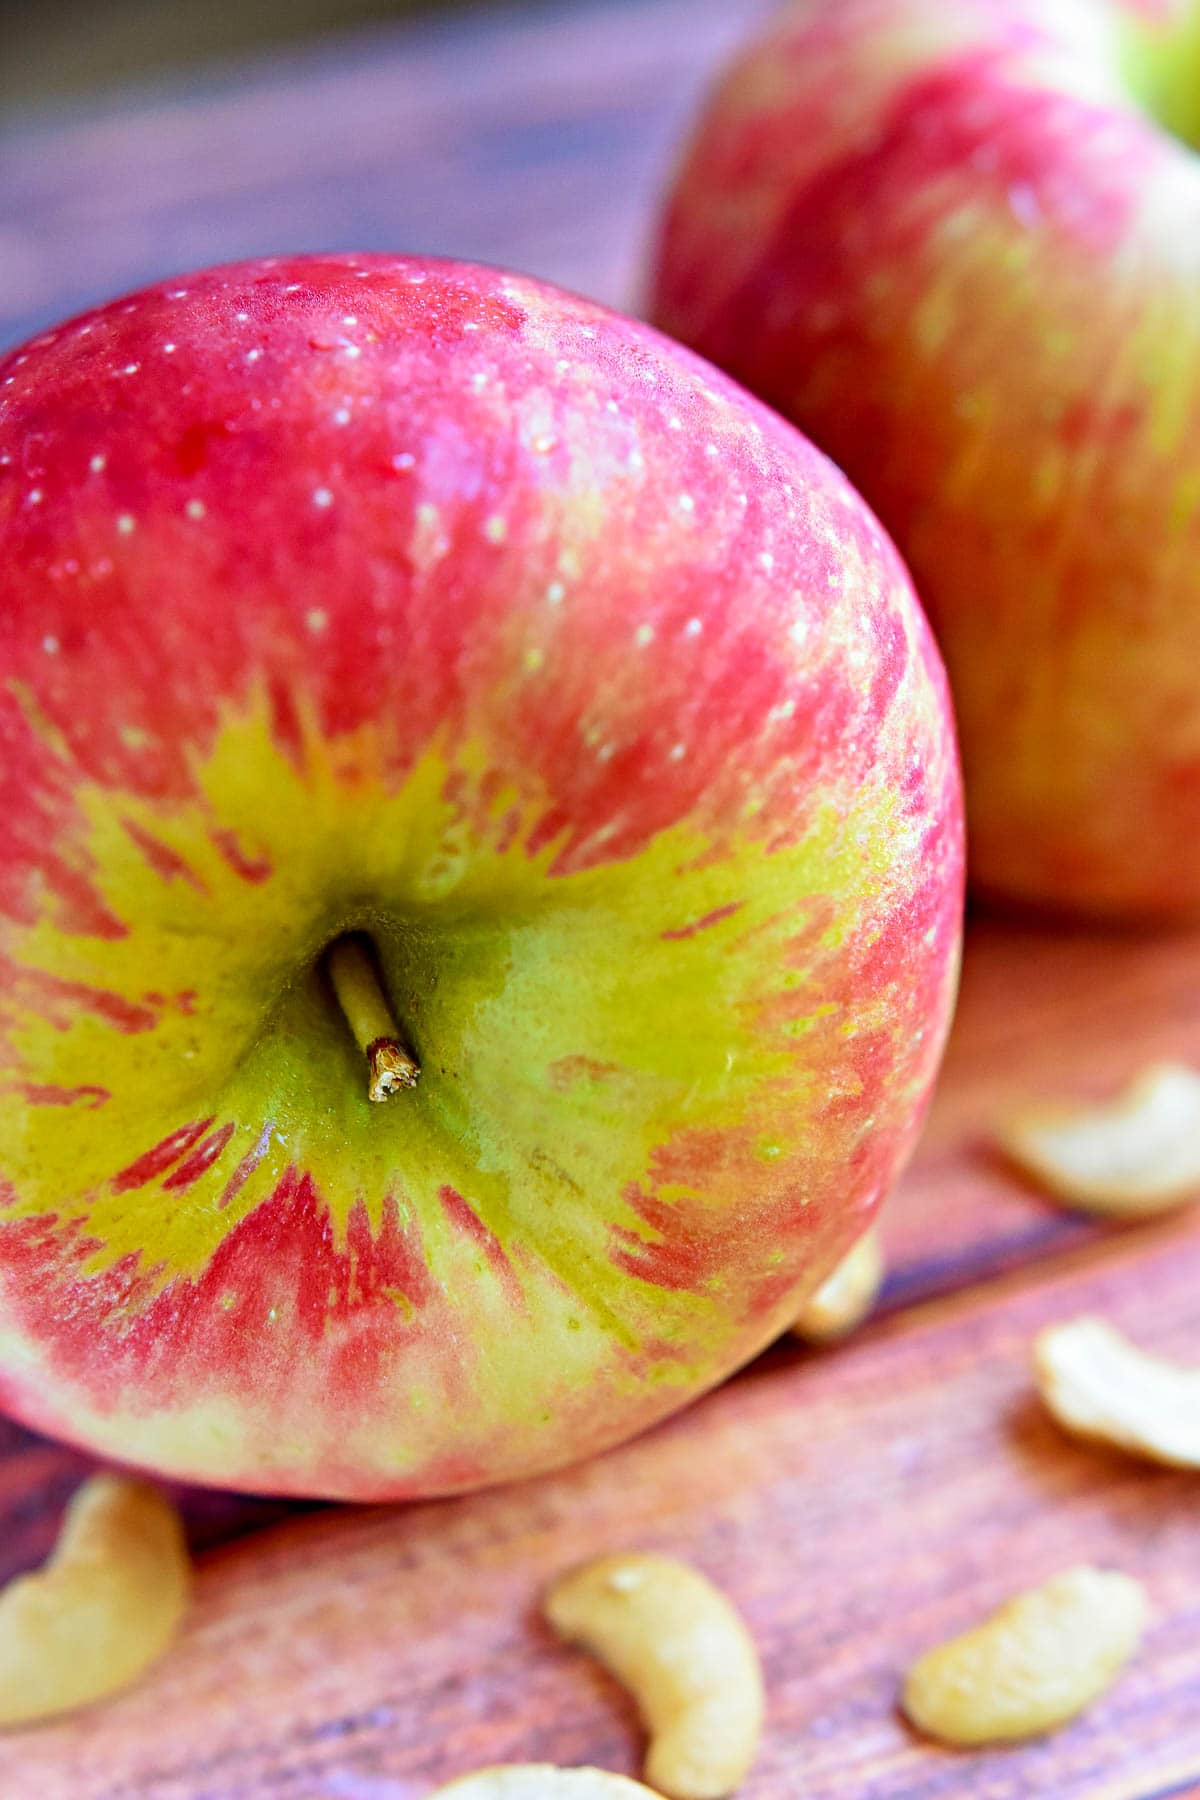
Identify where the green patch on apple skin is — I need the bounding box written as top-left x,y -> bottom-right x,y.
3,679 -> 930,1352
0,587 -> 956,1496
1116,0 -> 1200,155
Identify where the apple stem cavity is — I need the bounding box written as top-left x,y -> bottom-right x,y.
324,933 -> 420,1102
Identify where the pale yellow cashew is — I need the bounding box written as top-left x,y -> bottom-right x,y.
902,1566 -> 1147,1746
792,1227 -> 883,1343
544,1553 -> 764,1800
430,1769 -> 658,1797
1035,1316 -> 1200,1467
0,1474 -> 190,1728
996,1062 -> 1200,1216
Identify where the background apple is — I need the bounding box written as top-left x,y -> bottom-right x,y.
651,0 -> 1200,918
0,254 -> 962,1500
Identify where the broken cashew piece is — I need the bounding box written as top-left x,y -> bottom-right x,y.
1035,1316 -> 1200,1468
997,1061 -> 1200,1216
430,1769 -> 659,1797
902,1566 -> 1147,1746
792,1226 -> 883,1343
0,1474 -> 190,1728
544,1553 -> 764,1800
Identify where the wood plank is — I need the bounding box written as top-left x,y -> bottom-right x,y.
3,1214 -> 1197,1798
0,0 -> 772,350
883,912 -> 1200,1301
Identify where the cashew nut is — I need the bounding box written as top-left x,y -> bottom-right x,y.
1035,1315 -> 1200,1467
430,1770 -> 659,1797
543,1554 -> 763,1800
792,1226 -> 883,1343
996,1061 -> 1200,1216
902,1566 -> 1147,1746
0,1474 -> 190,1728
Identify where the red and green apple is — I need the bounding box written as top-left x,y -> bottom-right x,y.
652,0 -> 1200,917
0,255 -> 962,1499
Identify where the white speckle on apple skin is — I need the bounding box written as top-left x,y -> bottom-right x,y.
185,499 -> 206,521
312,487 -> 334,509
116,514 -> 136,536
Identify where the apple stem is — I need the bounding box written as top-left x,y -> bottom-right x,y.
324,934 -> 420,1103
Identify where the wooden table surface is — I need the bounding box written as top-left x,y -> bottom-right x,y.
2,3 -> 1199,1796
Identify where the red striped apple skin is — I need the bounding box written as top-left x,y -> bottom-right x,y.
0,255 -> 962,1499
652,0 -> 1200,918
